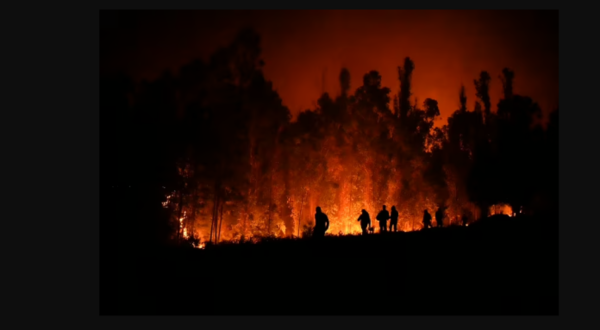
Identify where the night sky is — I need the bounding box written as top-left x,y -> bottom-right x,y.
100,10 -> 558,122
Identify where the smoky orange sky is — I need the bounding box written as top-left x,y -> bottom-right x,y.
100,10 -> 558,123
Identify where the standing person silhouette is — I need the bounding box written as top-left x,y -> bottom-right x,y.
376,205 -> 390,233
423,209 -> 433,229
357,209 -> 372,235
435,206 -> 445,228
314,206 -> 330,238
390,206 -> 399,232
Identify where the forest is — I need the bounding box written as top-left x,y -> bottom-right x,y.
102,27 -> 558,250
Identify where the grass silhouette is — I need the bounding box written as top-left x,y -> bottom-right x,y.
101,214 -> 557,315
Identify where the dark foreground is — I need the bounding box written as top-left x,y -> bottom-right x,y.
101,215 -> 557,315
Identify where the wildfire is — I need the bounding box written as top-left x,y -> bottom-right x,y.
488,204 -> 513,217
179,212 -> 189,239
164,183 -> 474,244
162,191 -> 175,207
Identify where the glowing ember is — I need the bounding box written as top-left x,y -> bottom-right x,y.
162,191 -> 175,207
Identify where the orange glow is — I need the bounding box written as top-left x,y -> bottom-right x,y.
104,11 -> 556,247
162,152 -> 477,243
107,11 -> 558,123
488,204 -> 513,217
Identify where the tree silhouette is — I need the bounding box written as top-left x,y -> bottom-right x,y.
499,68 -> 515,100
398,57 -> 415,123
474,71 -> 492,117
103,27 -> 557,246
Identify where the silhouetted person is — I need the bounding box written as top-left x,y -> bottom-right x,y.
390,206 -> 399,232
357,209 -> 372,235
462,214 -> 468,227
314,206 -> 329,238
376,205 -> 390,233
435,206 -> 445,228
423,209 -> 433,229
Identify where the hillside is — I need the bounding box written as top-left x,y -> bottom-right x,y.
101,214 -> 558,315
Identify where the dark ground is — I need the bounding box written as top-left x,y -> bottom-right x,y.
100,214 -> 557,315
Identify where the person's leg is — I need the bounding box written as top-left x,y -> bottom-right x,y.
314,228 -> 322,238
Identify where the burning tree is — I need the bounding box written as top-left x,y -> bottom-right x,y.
104,28 -> 557,247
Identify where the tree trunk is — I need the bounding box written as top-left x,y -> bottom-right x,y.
266,125 -> 282,237
189,186 -> 197,239
347,174 -> 357,233
209,203 -> 214,243
176,189 -> 184,241
267,171 -> 273,235
217,201 -> 224,243
298,188 -> 307,237
214,196 -> 220,243
281,148 -> 293,237
242,210 -> 247,242
210,184 -> 220,244
455,181 -> 459,226
209,196 -> 216,243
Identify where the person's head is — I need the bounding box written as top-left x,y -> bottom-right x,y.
424,209 -> 428,213
382,205 -> 386,210
391,206 -> 396,211
362,209 -> 367,214
316,206 -> 321,213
